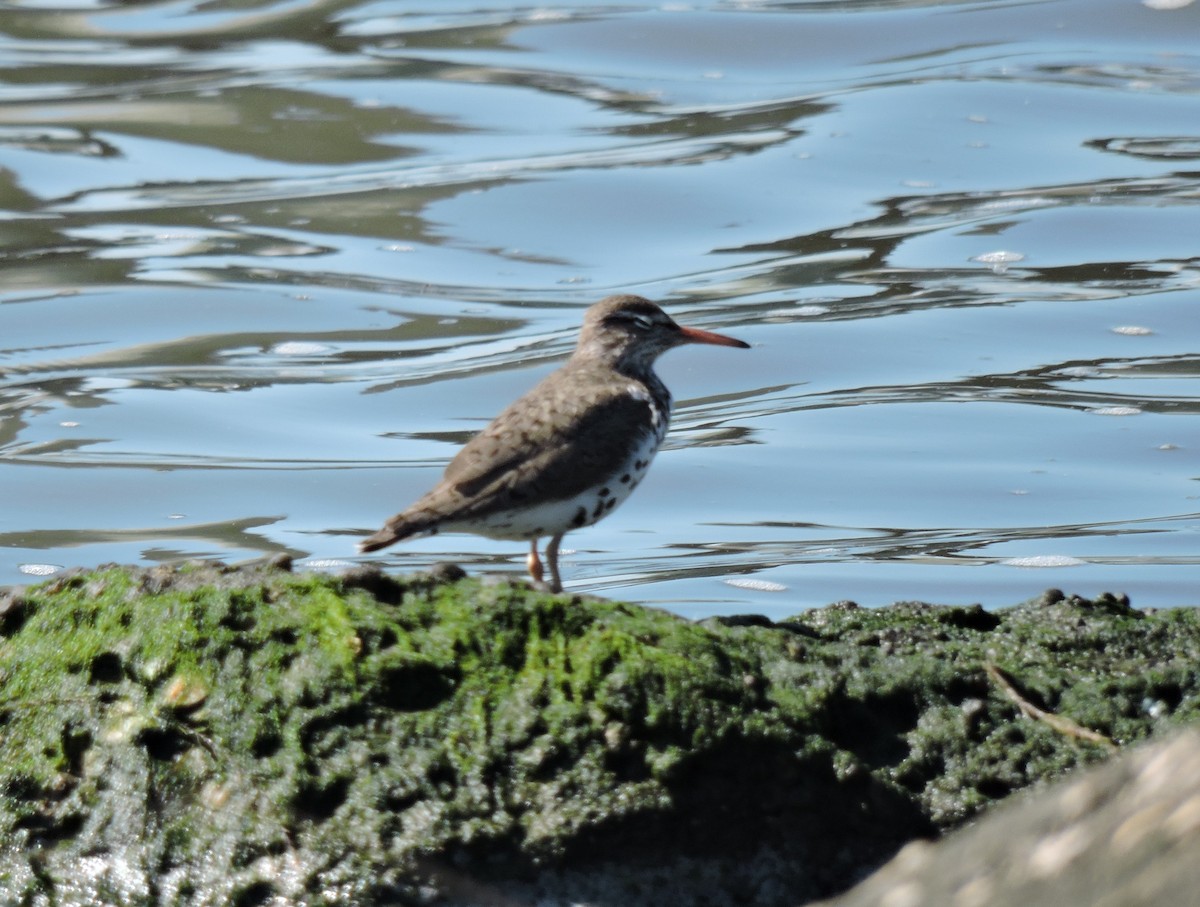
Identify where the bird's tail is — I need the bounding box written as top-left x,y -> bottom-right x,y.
357,527 -> 401,554
357,511 -> 438,553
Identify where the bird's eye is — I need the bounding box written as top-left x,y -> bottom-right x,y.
604,310 -> 658,332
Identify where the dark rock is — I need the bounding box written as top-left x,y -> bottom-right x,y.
702,613 -> 776,629
266,553 -> 294,572
428,562 -> 468,583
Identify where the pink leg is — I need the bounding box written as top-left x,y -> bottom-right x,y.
526,538 -> 544,585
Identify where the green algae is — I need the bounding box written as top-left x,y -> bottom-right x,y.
766,591 -> 1200,826
0,567 -> 1197,906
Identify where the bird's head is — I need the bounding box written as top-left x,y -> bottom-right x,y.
575,295 -> 748,373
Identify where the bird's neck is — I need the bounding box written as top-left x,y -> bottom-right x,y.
611,359 -> 672,416
567,354 -> 673,414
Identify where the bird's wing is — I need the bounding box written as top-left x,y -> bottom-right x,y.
437,380 -> 657,514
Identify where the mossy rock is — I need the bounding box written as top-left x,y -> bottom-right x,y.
0,565 -> 1196,906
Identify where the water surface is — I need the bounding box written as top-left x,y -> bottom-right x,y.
1,0 -> 1198,617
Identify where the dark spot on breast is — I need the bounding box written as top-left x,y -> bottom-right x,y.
599,487 -> 610,497
605,499 -> 617,511
620,473 -> 631,484
572,507 -> 588,528
634,460 -> 646,470
593,501 -> 606,520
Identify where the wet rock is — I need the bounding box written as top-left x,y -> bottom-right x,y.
0,567 -> 1195,906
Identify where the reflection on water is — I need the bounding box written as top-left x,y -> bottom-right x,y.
1,0 -> 1198,615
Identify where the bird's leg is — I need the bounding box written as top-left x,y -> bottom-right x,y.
526,538 -> 544,585
545,533 -> 564,593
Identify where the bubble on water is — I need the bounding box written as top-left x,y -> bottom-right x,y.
19,563 -> 62,577
1089,406 -> 1142,416
1111,325 -> 1153,336
764,302 -> 829,322
1002,555 -> 1086,568
271,341 -> 331,356
303,559 -> 357,571
795,304 -> 831,316
724,578 -> 788,593
978,197 -> 1055,212
971,250 -> 1025,273
258,243 -> 324,257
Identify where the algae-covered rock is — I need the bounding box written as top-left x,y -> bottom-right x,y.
0,566 -> 1196,906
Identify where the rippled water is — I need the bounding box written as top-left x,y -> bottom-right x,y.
1,0 -> 1197,617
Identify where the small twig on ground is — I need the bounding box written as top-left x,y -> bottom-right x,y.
984,660 -> 1119,753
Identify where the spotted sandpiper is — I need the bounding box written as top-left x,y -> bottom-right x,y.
358,294 -> 749,591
